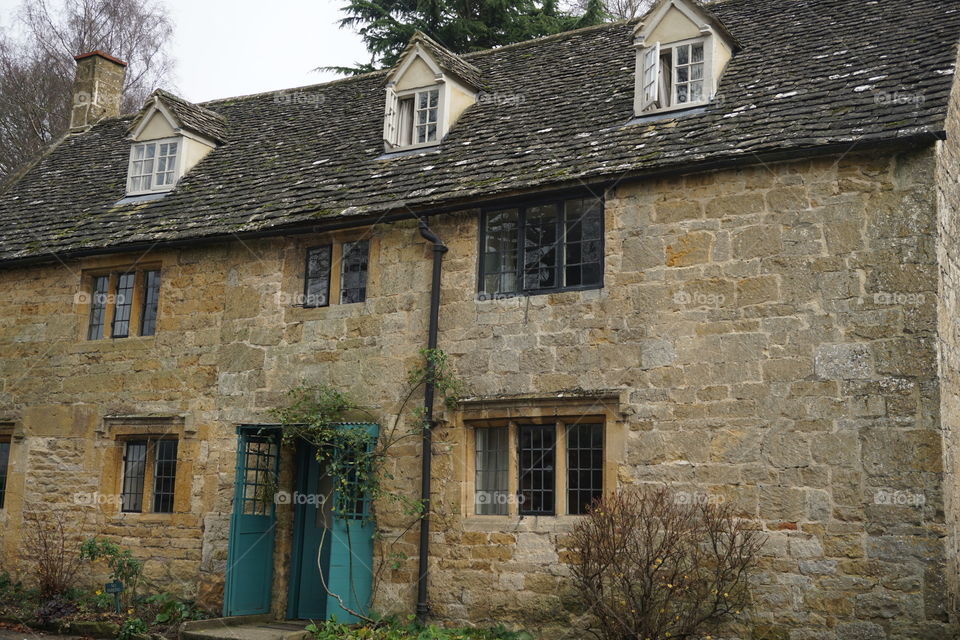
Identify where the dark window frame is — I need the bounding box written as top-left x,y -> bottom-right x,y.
303,244 -> 333,309
87,275 -> 110,340
110,271 -> 136,338
478,193 -> 605,298
139,270 -> 161,337
518,424 -> 557,516
340,239 -> 370,305
472,419 -> 605,518
0,437 -> 10,510
120,438 -> 179,514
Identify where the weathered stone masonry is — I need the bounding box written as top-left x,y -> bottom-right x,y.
1,144 -> 958,639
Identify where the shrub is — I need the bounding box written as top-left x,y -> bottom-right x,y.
23,510 -> 85,597
118,616 -> 148,640
35,595 -> 78,626
306,620 -> 531,640
566,486 -> 763,640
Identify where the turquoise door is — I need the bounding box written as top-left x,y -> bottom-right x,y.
224,428 -> 280,616
287,423 -> 378,622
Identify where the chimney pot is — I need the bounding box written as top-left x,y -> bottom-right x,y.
70,51 -> 127,132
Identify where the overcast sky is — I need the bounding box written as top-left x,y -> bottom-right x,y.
0,0 -> 371,103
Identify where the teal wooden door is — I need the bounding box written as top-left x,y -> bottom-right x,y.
224,429 -> 280,616
287,423 -> 378,622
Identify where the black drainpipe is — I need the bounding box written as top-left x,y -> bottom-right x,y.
416,220 -> 447,623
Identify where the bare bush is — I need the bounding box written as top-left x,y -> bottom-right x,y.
566,486 -> 763,640
22,509 -> 85,597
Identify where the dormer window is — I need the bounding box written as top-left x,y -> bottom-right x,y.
634,0 -> 739,117
128,138 -> 182,194
397,88 -> 440,146
641,39 -> 707,111
383,32 -> 482,153
124,89 -> 226,197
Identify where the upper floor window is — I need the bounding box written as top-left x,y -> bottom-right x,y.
128,138 -> 181,195
479,196 -> 603,298
633,0 -> 738,116
302,240 -> 370,307
642,40 -> 706,111
399,88 -> 439,146
85,268 -> 161,340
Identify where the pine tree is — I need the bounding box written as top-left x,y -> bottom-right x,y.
329,0 -> 607,74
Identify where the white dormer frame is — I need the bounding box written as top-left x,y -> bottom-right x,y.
634,0 -> 730,116
126,136 -> 185,196
125,97 -> 218,196
383,44 -> 457,152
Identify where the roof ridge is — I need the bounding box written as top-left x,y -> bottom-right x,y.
199,68 -> 389,107
461,18 -> 638,59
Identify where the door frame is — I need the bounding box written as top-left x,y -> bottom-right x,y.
223,425 -> 281,617
285,423 -> 379,621
286,441 -> 317,620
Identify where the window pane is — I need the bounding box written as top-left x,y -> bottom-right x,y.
481,209 -> 519,296
519,425 -> 555,515
242,437 -> 278,516
152,440 -> 178,513
0,440 -> 9,510
677,44 -> 689,65
523,204 -> 560,291
111,272 -> 135,338
304,245 -> 332,307
564,198 -> 604,288
567,423 -> 603,515
139,270 -> 161,336
475,428 -> 509,515
87,275 -> 110,340
340,240 -> 369,304
121,441 -> 147,513
692,43 -> 704,63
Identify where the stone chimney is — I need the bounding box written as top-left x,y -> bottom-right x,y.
69,51 -> 127,132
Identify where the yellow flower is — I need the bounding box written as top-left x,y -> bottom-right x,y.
95,590 -> 102,596
127,608 -> 135,615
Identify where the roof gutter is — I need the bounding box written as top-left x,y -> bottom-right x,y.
0,132 -> 941,270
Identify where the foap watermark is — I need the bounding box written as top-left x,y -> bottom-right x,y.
673,290 -> 726,308
274,91 -> 326,108
476,291 -> 517,302
475,492 -> 525,507
874,91 -> 925,107
274,491 -> 329,506
674,491 -> 725,506
74,291 -> 127,305
74,491 -> 124,506
874,488 -> 925,507
872,292 -> 926,306
275,291 -> 327,307
476,91 -> 526,107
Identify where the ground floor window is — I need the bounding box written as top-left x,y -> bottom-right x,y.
472,420 -> 604,516
120,439 -> 179,513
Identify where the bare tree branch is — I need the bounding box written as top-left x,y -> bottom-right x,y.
0,0 -> 175,181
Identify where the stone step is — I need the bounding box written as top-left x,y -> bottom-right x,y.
179,616 -> 311,640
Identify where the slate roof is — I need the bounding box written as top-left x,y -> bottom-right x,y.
129,89 -> 229,143
404,32 -> 485,89
1,0 -> 959,265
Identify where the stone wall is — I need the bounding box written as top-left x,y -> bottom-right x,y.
937,69 -> 960,619
0,145 -> 956,638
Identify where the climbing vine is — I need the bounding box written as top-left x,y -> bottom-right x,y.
269,348 -> 466,620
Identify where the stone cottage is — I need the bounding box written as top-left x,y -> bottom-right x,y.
1,0 -> 960,637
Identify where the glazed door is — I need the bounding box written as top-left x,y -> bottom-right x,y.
287,424 -> 378,622
224,429 -> 280,616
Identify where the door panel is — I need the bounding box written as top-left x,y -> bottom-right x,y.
288,423 -> 378,622
225,430 -> 280,616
